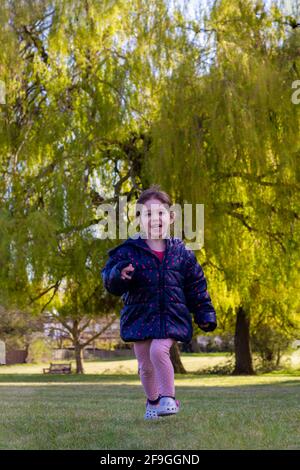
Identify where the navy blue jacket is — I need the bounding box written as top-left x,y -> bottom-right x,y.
101,234 -> 217,343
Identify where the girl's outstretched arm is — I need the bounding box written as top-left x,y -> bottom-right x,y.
183,249 -> 217,332
101,254 -> 134,296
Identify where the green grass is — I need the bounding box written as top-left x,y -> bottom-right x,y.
1,357 -> 300,450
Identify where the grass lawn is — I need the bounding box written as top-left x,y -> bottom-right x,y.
1,355 -> 300,450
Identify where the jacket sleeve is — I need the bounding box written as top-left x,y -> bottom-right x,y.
183,249 -> 217,332
101,253 -> 134,297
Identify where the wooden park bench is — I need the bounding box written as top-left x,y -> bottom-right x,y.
43,362 -> 72,374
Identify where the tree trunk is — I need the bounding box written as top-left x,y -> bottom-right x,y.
74,342 -> 84,374
170,341 -> 187,374
233,305 -> 255,375
276,349 -> 281,367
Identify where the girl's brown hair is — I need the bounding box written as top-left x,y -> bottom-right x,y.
135,184 -> 173,217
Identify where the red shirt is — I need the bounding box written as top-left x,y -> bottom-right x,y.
150,248 -> 165,263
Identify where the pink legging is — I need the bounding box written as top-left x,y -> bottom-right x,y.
133,338 -> 176,401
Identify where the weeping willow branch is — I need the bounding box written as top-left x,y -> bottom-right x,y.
226,210 -> 287,253
29,280 -> 61,305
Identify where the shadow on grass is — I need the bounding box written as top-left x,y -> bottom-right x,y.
0,372 -> 300,392
0,373 -> 139,383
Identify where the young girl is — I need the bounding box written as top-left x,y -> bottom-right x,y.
101,185 -> 217,420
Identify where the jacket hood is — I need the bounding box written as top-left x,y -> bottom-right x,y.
107,232 -> 184,256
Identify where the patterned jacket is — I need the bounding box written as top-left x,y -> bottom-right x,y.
101,234 -> 217,342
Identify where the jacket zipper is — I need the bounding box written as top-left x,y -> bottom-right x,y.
127,238 -> 170,337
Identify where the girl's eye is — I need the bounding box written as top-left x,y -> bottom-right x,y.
144,211 -> 164,217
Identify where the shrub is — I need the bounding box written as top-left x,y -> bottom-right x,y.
26,337 -> 53,363
251,324 -> 292,371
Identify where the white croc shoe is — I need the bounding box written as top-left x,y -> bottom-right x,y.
144,399 -> 160,420
157,396 -> 180,416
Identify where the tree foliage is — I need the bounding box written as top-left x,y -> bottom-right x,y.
0,0 -> 299,373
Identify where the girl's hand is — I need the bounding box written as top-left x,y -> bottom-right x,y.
120,263 -> 135,280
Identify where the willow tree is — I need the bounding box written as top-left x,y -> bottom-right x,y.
145,0 -> 300,373
0,0 -> 194,372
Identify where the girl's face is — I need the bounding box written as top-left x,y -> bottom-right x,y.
139,198 -> 175,239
